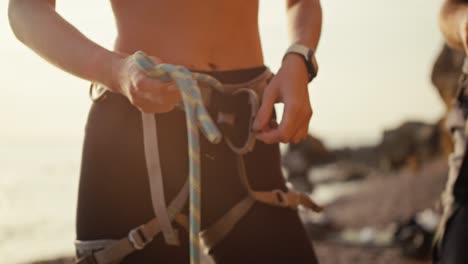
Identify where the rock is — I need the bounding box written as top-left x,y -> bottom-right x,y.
283,118 -> 444,183
308,161 -> 371,185
332,146 -> 381,168
327,121 -> 442,173
323,159 -> 447,229
378,121 -> 440,172
394,216 -> 435,260
287,172 -> 316,193
283,134 -> 335,192
285,134 -> 335,169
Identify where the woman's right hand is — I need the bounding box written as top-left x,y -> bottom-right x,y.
112,54 -> 182,113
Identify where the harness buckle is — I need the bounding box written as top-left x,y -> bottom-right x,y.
128,226 -> 152,250
272,189 -> 289,207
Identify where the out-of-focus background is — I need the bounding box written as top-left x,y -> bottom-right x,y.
0,0 -> 452,263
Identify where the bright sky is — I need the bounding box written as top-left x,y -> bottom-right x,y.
0,0 -> 444,148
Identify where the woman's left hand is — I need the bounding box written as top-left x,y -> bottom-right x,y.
253,54 -> 313,144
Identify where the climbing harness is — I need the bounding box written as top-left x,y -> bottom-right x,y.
434,56 -> 468,258
75,51 -> 322,264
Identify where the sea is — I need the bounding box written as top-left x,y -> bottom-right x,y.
0,141 -> 81,264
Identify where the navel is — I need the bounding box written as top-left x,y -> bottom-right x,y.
208,63 -> 218,70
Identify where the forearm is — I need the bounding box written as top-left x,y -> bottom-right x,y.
8,0 -> 122,89
286,0 -> 322,50
440,0 -> 468,52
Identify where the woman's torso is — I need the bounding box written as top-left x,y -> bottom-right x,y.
110,0 -> 263,70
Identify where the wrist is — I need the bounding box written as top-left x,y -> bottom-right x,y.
282,53 -> 309,83
283,43 -> 318,82
90,48 -> 127,92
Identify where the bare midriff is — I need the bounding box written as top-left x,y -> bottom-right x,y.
111,0 -> 264,71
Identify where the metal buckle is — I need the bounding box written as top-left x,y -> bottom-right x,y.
272,189 -> 289,207
224,88 -> 259,155
128,226 -> 152,250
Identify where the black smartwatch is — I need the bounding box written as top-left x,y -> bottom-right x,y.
283,44 -> 319,82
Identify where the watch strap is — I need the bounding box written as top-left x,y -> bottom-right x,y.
284,44 -> 318,82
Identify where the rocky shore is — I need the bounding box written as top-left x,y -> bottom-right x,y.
308,159 -> 446,264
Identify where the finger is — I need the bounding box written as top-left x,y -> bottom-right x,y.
291,108 -> 313,143
155,85 -> 182,105
134,80 -> 177,102
130,73 -> 180,107
133,72 -> 174,93
256,99 -> 304,144
132,96 -> 176,113
255,120 -> 298,144
256,129 -> 281,144
276,100 -> 302,143
267,119 -> 279,131
253,82 -> 279,131
291,122 -> 309,144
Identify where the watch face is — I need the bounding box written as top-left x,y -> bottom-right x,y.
307,50 -> 319,78
307,49 -> 314,61
284,44 -> 318,81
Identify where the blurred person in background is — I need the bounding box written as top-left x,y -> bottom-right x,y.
8,0 -> 322,263
434,0 -> 468,263
431,44 -> 464,159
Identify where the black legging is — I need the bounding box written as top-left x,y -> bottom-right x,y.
76,67 -> 318,263
438,140 -> 468,264
439,205 -> 468,264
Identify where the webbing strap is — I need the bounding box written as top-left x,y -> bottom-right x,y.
93,214 -> 188,264
199,196 -> 255,252
142,112 -> 179,245
76,180 -> 189,264
237,155 -> 323,212
198,156 -> 323,253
